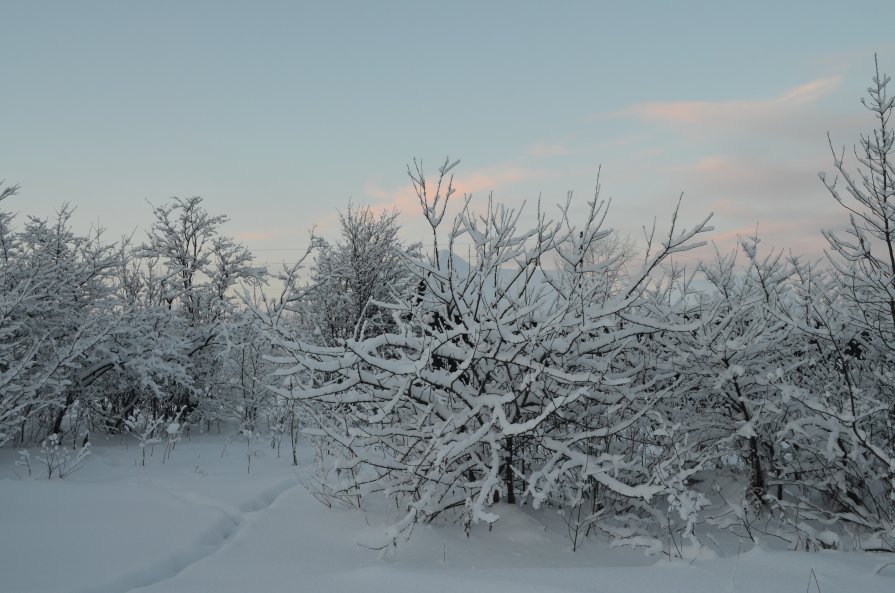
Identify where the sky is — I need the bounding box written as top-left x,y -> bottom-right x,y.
2,1 -> 895,270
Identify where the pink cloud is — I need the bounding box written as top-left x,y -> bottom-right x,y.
357,162 -> 567,246
588,72 -> 876,260
599,148 -> 849,259
780,76 -> 843,105
453,164 -> 555,195
658,154 -> 848,256
362,178 -> 422,218
616,75 -> 843,129
363,162 -> 558,217
690,155 -> 731,174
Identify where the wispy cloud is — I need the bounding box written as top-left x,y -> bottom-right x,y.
809,44 -> 895,74
363,162 -> 557,214
454,164 -> 556,195
658,154 -> 845,254
358,161 -> 562,242
591,74 -> 860,257
615,75 -> 843,131
351,75 -> 861,254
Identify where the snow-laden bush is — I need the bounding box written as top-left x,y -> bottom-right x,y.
267,160 -> 714,546
35,433 -> 91,479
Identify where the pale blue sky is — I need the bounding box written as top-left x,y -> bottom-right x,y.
2,1 -> 894,264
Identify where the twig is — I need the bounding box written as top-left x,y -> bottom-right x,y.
806,568 -> 822,593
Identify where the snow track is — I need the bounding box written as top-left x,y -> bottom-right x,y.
3,439 -> 893,593
75,479 -> 297,593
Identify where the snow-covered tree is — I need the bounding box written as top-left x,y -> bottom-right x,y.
307,204 -> 420,343
799,56 -> 895,540
672,236 -> 802,507
269,160 -> 714,546
0,186 -> 121,446
137,196 -> 265,422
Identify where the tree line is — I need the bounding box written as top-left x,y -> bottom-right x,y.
2,62 -> 894,554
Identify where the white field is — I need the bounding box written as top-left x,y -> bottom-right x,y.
1,432 -> 893,593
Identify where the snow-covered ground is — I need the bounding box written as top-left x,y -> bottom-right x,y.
1,433 -> 893,593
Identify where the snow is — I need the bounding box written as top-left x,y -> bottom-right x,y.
1,434 -> 892,593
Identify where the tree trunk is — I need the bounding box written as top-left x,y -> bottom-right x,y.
505,436 -> 516,504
